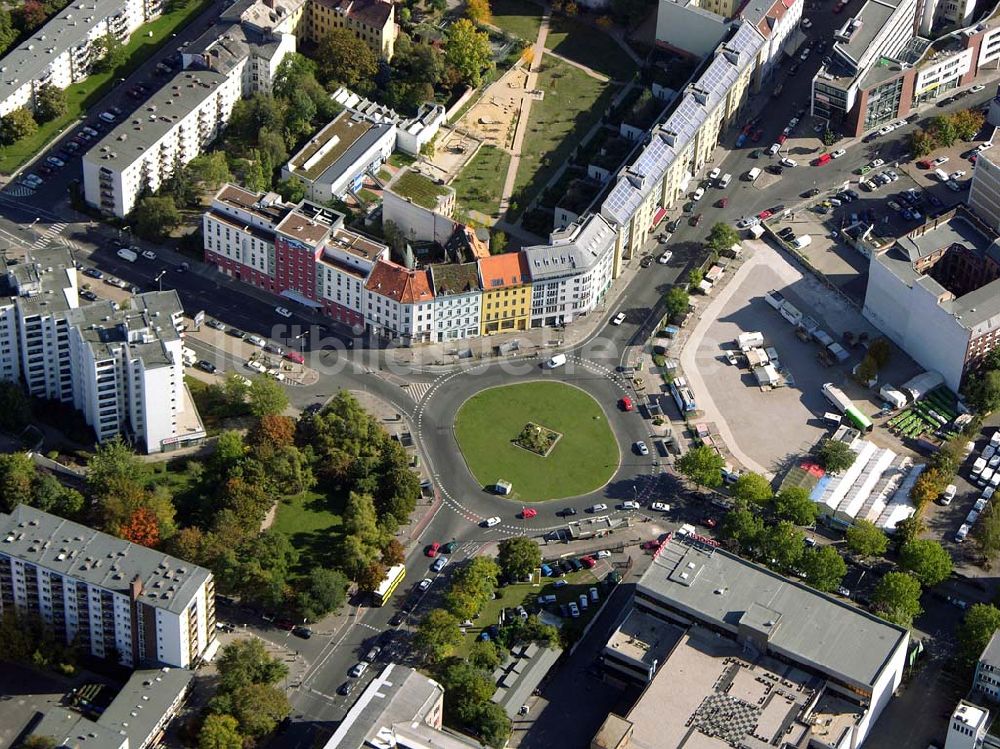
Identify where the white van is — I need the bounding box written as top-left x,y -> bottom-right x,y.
768,143 -> 781,156
747,167 -> 762,182
792,235 -> 812,249
182,346 -> 197,366
934,168 -> 949,182
546,354 -> 567,369
116,248 -> 138,262
719,173 -> 732,188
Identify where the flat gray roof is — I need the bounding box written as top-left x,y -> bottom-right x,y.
980,631 -> 1000,669
0,0 -> 130,106
638,534 -> 907,689
837,0 -> 902,66
491,644 -> 562,719
0,505 -> 212,615
85,70 -> 230,172
97,667 -> 193,747
67,291 -> 183,368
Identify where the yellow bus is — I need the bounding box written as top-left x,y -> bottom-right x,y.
373,564 -> 406,606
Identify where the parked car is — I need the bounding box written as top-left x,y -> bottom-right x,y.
589,503 -> 608,513
349,662 -> 369,678
337,682 -> 355,696
275,306 -> 293,318
634,441 -> 649,455
425,542 -> 441,557
418,578 -> 432,591
651,502 -> 671,511
196,360 -> 217,374
430,556 -> 449,572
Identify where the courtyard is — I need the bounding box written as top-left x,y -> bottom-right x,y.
454,381 -> 619,501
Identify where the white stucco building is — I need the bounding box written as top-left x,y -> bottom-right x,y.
429,262 -> 482,341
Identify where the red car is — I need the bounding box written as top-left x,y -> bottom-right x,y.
702,517 -> 718,529
716,197 -> 729,208
917,159 -> 932,169
425,542 -> 441,557
757,209 -> 773,220
777,134 -> 788,145
619,396 -> 633,411
580,556 -> 596,568
276,618 -> 296,631
285,350 -> 305,364
641,540 -> 660,551
689,213 -> 703,227
521,508 -> 538,519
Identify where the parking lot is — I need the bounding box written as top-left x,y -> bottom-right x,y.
685,240 -> 921,474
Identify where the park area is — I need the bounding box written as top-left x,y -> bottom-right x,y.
450,145 -> 511,217
454,381 -> 619,500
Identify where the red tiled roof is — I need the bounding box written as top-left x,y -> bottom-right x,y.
478,253 -> 530,290
365,261 -> 434,304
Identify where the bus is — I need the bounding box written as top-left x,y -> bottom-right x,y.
844,405 -> 873,433
373,564 -> 406,607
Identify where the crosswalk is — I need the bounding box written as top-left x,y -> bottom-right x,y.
30,221 -> 68,251
3,184 -> 34,198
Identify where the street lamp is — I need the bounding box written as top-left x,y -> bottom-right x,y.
155,270 -> 166,292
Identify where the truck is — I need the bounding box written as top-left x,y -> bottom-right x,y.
747,167 -> 762,182
879,384 -> 907,409
827,342 -> 850,362
764,289 -> 785,309
116,248 -> 138,263
779,301 -> 802,326
182,347 -> 197,366
737,331 -> 764,351
822,382 -> 853,413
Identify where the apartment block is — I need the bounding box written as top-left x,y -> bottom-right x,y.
82,70 -> 243,217
0,249 -> 204,453
0,0 -> 160,117
364,261 -> 435,344
303,0 -> 396,59
0,505 -> 216,669
970,147 -> 1000,230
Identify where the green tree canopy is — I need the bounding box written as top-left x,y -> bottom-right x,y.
132,196 -> 181,240
89,33 -> 126,73
968,370 -> 1000,414
0,108 -> 37,144
414,608 -> 463,663
732,472 -> 773,505
248,376 -> 289,418
224,683 -> 291,738
676,445 -> 725,488
316,27 -> 378,89
958,604 -> 1000,664
34,84 -> 67,123
930,114 -> 958,147
760,521 -> 804,573
215,638 -> 289,694
720,504 -> 764,552
497,537 -> 541,581
772,486 -> 818,526
818,438 -> 857,473
295,568 -> 348,621
871,571 -> 922,628
0,452 -> 36,511
799,545 -> 847,592
664,286 -> 689,319
845,519 -> 888,558
445,19 -> 493,87
474,701 -> 513,749
706,222 -> 740,253
198,714 -> 244,749
899,539 -> 952,587
975,504 -> 1000,563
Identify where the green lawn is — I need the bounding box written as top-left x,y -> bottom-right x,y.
491,0 -> 544,41
454,381 -> 619,501
391,170 -> 451,209
451,145 -> 511,216
514,57 -> 616,207
388,152 -> 417,168
0,0 -> 211,174
272,490 -> 346,574
543,16 -> 638,82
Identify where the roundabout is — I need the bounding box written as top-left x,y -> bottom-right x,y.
453,381 -> 620,501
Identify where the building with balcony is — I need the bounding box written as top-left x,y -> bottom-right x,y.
304,0 -> 396,60
0,504 -> 216,669
0,0 -> 157,117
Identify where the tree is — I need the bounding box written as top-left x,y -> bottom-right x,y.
0,380 -> 31,433
909,128 -> 935,157
720,504 -> 764,551
732,472 -> 772,505
382,538 -> 405,566
34,84 -> 67,123
676,445 -> 725,488
497,537 -> 541,581
316,27 -> 378,89
358,561 -> 387,593
132,196 -> 180,240
30,474 -> 84,518
474,701 -> 512,749
0,10 -> 15,58
760,521 -> 804,573
0,108 -> 37,144
189,152 -> 232,190
899,539 -> 952,587
243,156 -> 268,193
953,108 -> 985,141
772,487 -> 818,526
799,545 -> 847,592
295,568 -> 347,620
344,491 -> 381,546
817,438 -> 856,473
845,519 -> 888,558
90,34 -> 127,74
930,115 -> 958,147
468,639 -> 503,671
248,413 -> 296,448
664,286 -> 689,319
116,507 -> 161,548
958,604 -> 1000,664
911,467 -> 947,508
87,436 -> 151,498
248,376 -> 289,418
414,608 -> 463,663
13,1 -> 46,32
215,638 -> 289,694
975,504 -> 1000,564
221,683 -> 291,738
490,231 -> 507,254
688,269 -> 704,289
867,337 -> 892,369
871,571 -> 923,628
277,176 -> 306,203
445,19 -> 493,87
967,370 -> 1000,414
466,0 -> 492,23
0,452 -> 36,512
706,222 -> 740,253
198,714 -> 244,749
442,661 -> 495,723
894,512 -> 925,549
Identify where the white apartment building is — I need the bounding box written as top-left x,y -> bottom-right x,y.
67,292 -> 197,454
0,0 -> 158,117
601,21 -> 762,264
83,70 -> 242,217
970,148 -> 1000,231
364,261 -> 435,344
203,184 -> 287,292
315,225 -> 388,328
738,0 -> 804,80
429,262 -> 482,341
0,505 -> 216,669
524,213 -> 616,328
